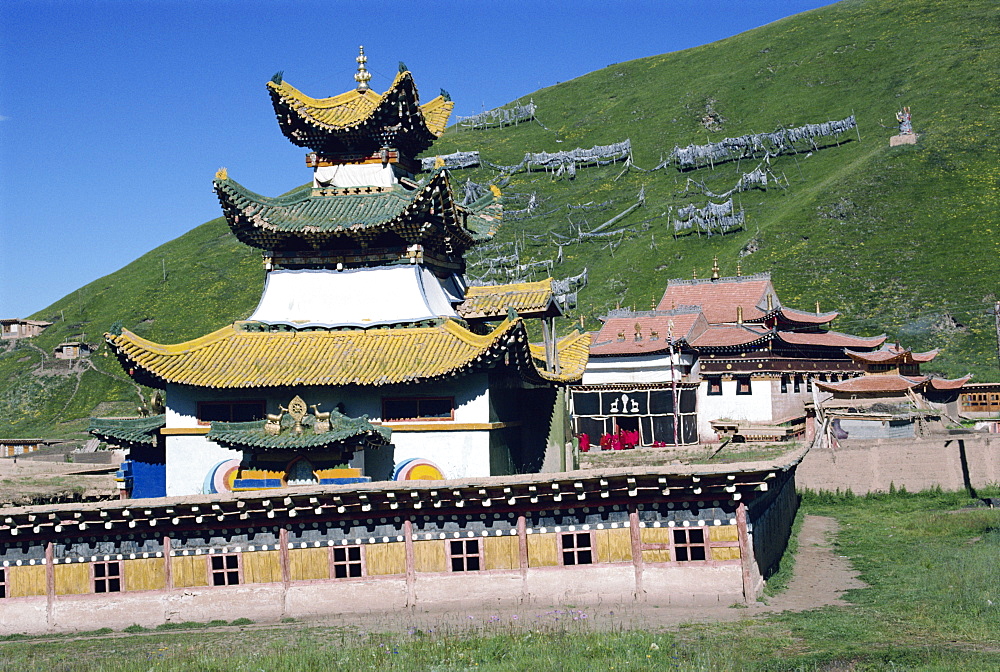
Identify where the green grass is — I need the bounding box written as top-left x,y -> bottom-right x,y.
3,0 -> 998,439
2,490 -> 999,670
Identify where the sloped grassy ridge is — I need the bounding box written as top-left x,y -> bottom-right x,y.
2,0 -> 997,440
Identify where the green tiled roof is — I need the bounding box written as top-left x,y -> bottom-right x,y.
88,415 -> 165,448
214,171 -> 492,253
207,412 -> 391,451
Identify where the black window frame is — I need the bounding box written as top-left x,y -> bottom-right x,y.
197,400 -> 266,425
381,397 -> 455,422
332,545 -> 364,578
210,553 -> 241,586
448,539 -> 482,572
672,528 -> 708,561
93,560 -> 122,593
735,377 -> 752,395
560,532 -> 594,566
706,377 -> 723,396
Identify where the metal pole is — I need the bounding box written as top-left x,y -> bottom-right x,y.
994,300 -> 1000,373
668,320 -> 679,446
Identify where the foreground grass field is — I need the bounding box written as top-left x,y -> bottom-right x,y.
2,489 -> 998,671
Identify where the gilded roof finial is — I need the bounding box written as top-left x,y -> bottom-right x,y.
711,256 -> 720,280
692,268 -> 698,280
736,261 -> 742,277
355,46 -> 372,91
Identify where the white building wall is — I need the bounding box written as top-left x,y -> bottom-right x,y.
165,434 -> 242,497
391,430 -> 492,479
696,378 -> 775,442
162,374 -> 496,492
582,353 -> 694,385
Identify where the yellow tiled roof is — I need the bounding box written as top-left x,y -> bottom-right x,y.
457,279 -> 557,319
267,71 -> 453,137
528,331 -> 591,382
108,318 -> 586,389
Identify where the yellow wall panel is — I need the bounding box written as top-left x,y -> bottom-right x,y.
640,527 -> 672,544
527,533 -> 558,567
483,535 -> 519,570
596,528 -> 632,563
243,550 -> 281,584
642,549 -> 672,563
711,546 -> 741,561
289,548 -> 329,581
413,540 -> 446,573
125,557 -> 166,591
367,543 -> 407,576
8,565 -> 46,597
709,525 -> 739,542
171,555 -> 208,587
54,563 -> 90,595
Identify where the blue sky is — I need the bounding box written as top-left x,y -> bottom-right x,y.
0,0 -> 835,318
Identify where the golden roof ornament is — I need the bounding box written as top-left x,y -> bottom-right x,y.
711,256 -> 720,280
736,261 -> 742,277
354,45 -> 372,91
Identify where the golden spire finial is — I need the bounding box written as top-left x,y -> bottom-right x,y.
736,261 -> 742,277
692,268 -> 698,280
354,46 -> 372,91
711,256 -> 720,280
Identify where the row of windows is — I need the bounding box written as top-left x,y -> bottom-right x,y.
707,374 -> 855,396
0,530 -> 715,597
196,397 -> 456,425
706,377 -> 752,396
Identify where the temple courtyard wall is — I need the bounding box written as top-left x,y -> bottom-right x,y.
0,461 -> 798,635
797,433 -> 1000,494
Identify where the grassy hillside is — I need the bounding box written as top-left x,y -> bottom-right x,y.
3,0 -> 997,439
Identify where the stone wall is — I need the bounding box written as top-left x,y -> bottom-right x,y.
797,433 -> 999,494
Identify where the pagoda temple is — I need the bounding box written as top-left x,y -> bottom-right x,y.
95,49 -> 588,497
573,261 -> 887,444
815,344 -> 970,399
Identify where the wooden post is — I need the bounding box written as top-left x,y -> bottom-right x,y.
994,301 -> 1000,373
541,318 -> 553,372
628,508 -> 644,602
45,541 -> 55,628
279,528 -> 290,586
163,536 -> 173,591
403,519 -> 416,607
735,502 -> 754,605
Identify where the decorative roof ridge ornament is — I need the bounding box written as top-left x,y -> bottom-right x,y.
355,45 -> 372,91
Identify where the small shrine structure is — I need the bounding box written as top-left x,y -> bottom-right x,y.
93,50 -> 588,497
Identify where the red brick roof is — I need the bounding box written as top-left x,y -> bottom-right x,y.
846,345 -> 939,364
657,275 -> 777,324
816,373 -> 970,394
590,312 -> 707,356
689,324 -> 772,349
815,375 -> 926,393
928,375 -> 972,391
777,307 -> 839,325
777,331 -> 886,349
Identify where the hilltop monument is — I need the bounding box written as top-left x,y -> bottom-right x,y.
890,105 -> 917,146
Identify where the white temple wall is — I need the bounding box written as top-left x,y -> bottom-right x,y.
162,376 -> 495,490
582,353 -> 693,385
165,435 -> 242,497
697,379 -> 774,442
391,430 -> 492,479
